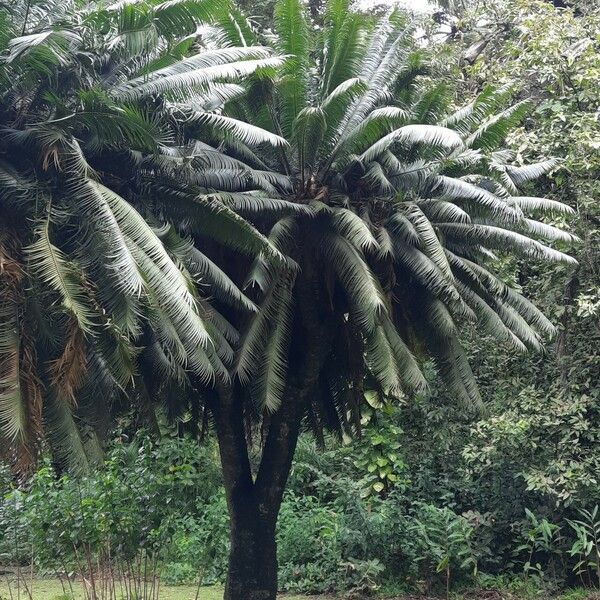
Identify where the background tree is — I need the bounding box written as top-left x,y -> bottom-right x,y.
0,0 -> 281,473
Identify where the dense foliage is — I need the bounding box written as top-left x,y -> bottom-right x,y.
3,422 -> 600,598
1,0 -> 598,598
0,0 -> 285,473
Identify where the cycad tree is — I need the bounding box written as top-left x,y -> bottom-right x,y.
147,1 -> 577,597
1,0 -> 578,598
0,0 -> 281,472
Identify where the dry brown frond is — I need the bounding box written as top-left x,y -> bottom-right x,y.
48,320 -> 88,406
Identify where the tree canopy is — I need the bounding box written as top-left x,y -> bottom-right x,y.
0,0 -> 586,598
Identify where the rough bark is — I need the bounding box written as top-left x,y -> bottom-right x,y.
210,385 -> 275,599
211,261 -> 334,600
223,508 -> 278,600
212,381 -> 314,600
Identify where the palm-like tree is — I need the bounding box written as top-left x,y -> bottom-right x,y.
0,0 -> 284,473
145,1 -> 577,597
0,0 -> 578,597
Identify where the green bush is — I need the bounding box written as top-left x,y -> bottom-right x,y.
277,493 -> 342,592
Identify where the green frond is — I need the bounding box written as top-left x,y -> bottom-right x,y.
505,159 -> 561,187
99,185 -> 200,312
365,314 -> 427,397
321,77 -> 364,111
72,179 -> 145,297
7,29 -> 80,72
185,245 -> 258,313
364,162 -> 395,194
365,324 -> 398,396
200,300 -> 240,345
251,277 -> 294,412
166,191 -> 287,262
438,222 -> 578,265
416,199 -> 471,224
435,175 -> 522,222
391,241 -> 461,305
322,232 -> 386,332
411,83 -> 451,124
339,22 -> 413,138
386,212 -> 420,246
43,390 -> 89,475
510,196 -> 575,216
188,112 -> 289,148
457,256 -> 556,336
522,218 -> 578,243
245,217 -> 298,292
0,161 -> 38,214
335,106 -> 410,164
274,0 -> 310,137
402,203 -> 454,281
112,48 -> 282,100
217,192 -> 307,216
455,281 -> 528,353
77,102 -> 172,152
465,101 -> 530,151
0,303 -> 25,441
359,124 -> 463,164
294,106 -> 327,174
26,218 -> 96,333
211,4 -> 257,47
236,276 -> 291,386
329,207 -> 379,252
154,0 -> 227,36
433,334 -> 483,412
385,157 -> 439,192
321,2 -> 365,98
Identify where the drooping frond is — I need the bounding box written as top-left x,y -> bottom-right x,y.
188,112 -> 289,148
26,218 -> 96,333
322,232 -> 386,332
505,158 -> 561,187
251,277 -> 294,412
510,196 -> 575,216
359,125 -> 463,164
112,48 -> 283,100
0,303 -> 25,441
438,222 -> 577,264
185,246 -> 258,313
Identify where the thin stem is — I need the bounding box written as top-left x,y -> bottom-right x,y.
21,0 -> 31,35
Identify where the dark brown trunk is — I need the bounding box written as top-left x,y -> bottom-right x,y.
210,384 -> 286,600
224,514 -> 278,600
211,264 -> 333,600
212,384 -> 305,600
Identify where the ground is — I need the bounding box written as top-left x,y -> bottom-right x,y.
2,579 -> 600,600
0,579 -> 312,600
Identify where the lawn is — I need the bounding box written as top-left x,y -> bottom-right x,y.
0,579 -> 314,600
5,579 -> 600,600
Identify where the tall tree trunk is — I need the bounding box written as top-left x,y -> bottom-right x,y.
212,384 -> 307,600
224,506 -> 278,600
211,264 -> 333,600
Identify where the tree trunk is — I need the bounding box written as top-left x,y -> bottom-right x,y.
224,515 -> 278,600
210,266 -> 333,600
210,383 -> 288,600
213,384 -> 305,600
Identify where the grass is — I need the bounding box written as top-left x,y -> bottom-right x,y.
3,579 -> 600,600
0,579 -> 313,600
